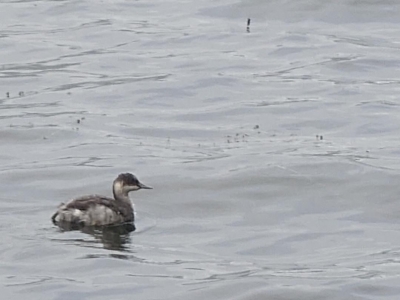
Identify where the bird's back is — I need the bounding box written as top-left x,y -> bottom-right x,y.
52,195 -> 134,228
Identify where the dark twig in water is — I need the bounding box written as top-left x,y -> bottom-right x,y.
247,18 -> 251,33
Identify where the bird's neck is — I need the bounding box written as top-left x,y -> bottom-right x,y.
113,181 -> 131,203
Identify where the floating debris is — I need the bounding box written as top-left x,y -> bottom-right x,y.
253,125 -> 259,130
6,92 -> 9,98
247,18 -> 251,33
18,91 -> 24,97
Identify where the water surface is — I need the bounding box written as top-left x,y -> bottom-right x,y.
1,0 -> 400,299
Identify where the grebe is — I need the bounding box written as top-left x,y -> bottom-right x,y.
51,173 -> 152,229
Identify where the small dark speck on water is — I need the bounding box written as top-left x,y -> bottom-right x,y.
19,91 -> 24,97
247,18 -> 251,33
6,92 -> 9,98
77,119 -> 80,124
254,125 -> 259,130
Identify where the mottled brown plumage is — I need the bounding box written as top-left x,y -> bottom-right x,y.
51,173 -> 151,229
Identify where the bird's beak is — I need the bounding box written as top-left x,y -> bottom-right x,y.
138,182 -> 152,189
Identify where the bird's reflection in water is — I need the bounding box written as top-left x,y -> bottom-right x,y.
57,221 -> 135,251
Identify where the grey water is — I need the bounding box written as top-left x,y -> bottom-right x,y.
1,0 -> 400,299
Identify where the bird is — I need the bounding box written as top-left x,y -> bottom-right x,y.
51,173 -> 151,230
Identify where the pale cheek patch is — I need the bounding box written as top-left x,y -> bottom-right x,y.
124,185 -> 139,193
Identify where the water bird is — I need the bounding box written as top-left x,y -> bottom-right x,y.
51,173 -> 152,230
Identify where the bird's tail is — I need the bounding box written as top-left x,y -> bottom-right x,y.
51,211 -> 59,225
